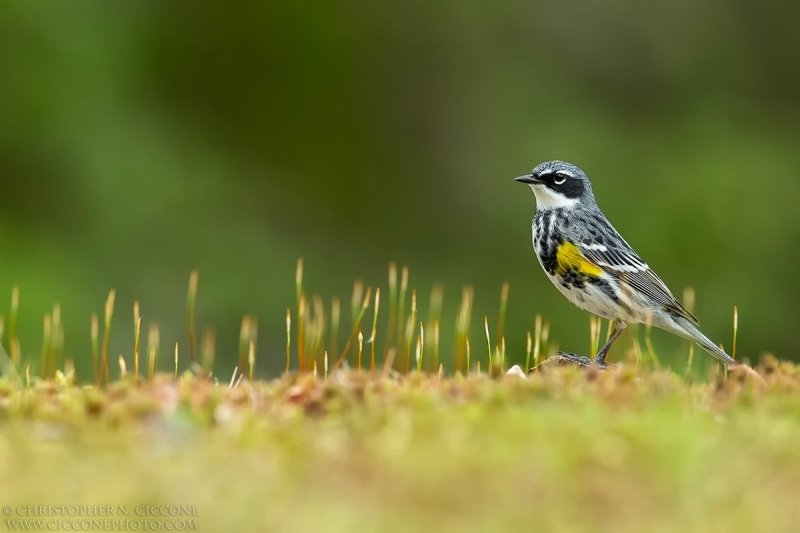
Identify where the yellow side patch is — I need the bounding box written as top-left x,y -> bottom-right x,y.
555,242 -> 603,278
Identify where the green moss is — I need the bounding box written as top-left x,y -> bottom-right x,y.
0,364 -> 794,531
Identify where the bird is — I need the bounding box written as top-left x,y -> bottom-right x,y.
515,160 -> 739,369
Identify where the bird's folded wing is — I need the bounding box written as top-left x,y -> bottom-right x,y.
578,243 -> 699,325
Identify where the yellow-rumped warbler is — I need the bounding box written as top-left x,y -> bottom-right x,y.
516,160 -> 739,368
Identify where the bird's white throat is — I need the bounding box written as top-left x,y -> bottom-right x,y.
529,184 -> 579,210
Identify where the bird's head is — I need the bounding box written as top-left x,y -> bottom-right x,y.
515,160 -> 595,210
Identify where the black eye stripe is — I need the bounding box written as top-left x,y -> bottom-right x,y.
534,171 -> 584,199
538,172 -> 570,185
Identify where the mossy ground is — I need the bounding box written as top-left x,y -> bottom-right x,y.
0,358 -> 797,532
0,266 -> 792,531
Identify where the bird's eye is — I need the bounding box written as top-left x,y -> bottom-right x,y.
553,173 -> 567,185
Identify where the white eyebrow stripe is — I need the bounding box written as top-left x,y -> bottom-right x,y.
537,169 -> 576,178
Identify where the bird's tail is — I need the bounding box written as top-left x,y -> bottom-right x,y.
671,316 -> 739,368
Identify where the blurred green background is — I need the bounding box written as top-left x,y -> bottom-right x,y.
1,1 -> 798,377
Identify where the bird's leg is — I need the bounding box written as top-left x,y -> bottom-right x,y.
547,322 -> 627,370
593,322 -> 626,367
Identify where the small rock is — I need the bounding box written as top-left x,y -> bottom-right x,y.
506,365 -> 527,380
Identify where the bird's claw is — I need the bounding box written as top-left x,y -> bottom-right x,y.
555,352 -> 596,367
522,352 -> 617,374
555,352 -> 617,369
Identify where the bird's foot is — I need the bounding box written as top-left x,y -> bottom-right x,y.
556,352 -> 595,367
526,351 -> 616,374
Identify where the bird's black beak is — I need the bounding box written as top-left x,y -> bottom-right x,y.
515,175 -> 538,184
